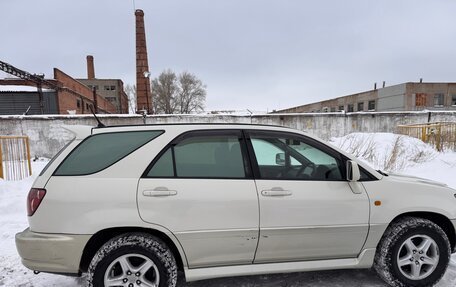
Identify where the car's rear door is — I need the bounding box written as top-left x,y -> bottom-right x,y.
246,130 -> 370,263
137,129 -> 259,268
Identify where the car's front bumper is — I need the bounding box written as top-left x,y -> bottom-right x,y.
15,228 -> 91,275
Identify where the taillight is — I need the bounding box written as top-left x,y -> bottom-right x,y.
27,188 -> 46,216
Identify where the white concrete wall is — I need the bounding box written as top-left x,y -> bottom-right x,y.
1,111 -> 455,158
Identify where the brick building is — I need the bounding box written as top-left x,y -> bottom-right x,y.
0,68 -> 118,115
77,55 -> 129,114
276,82 -> 456,113
0,56 -> 130,115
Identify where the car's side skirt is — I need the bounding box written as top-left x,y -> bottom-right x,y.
184,248 -> 376,282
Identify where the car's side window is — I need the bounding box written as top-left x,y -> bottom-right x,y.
147,132 -> 247,179
147,148 -> 174,177
250,132 -> 344,181
54,131 -> 163,176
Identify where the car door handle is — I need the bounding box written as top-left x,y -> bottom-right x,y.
261,187 -> 292,197
142,187 -> 178,197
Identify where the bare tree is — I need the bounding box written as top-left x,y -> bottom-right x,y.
151,69 -> 206,114
124,84 -> 137,114
152,70 -> 178,114
178,72 -> 206,113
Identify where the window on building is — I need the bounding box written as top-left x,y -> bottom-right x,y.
338,105 -> 344,111
106,97 -> 117,102
93,85 -> 99,90
434,93 -> 444,106
347,104 -> 354,112
103,85 -> 117,91
330,107 -> 336,112
415,93 -> 427,107
452,95 -> 456,106
76,99 -> 81,108
368,100 -> 376,111
86,103 -> 90,110
357,102 -> 364,111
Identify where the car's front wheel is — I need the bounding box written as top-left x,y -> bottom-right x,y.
374,217 -> 451,287
87,233 -> 177,287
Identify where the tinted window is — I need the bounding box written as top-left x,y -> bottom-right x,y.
250,133 -> 343,181
359,167 -> 375,181
177,136 -> 246,178
54,131 -> 163,176
147,134 -> 246,179
147,148 -> 174,177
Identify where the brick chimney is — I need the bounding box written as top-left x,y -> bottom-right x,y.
135,9 -> 152,114
86,55 -> 95,79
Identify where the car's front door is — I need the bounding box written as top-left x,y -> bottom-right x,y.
246,130 -> 370,263
137,129 -> 259,268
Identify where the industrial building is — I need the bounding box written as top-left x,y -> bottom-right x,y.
0,57 -> 128,115
77,55 -> 129,114
1,8 -> 151,116
276,82 -> 456,113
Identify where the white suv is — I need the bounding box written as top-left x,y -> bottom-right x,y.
16,124 -> 456,287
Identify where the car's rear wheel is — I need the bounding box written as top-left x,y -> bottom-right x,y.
87,233 -> 177,287
374,217 -> 451,287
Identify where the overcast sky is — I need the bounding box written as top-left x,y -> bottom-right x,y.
2,0 -> 456,111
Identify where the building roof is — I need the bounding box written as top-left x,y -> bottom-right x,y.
0,85 -> 54,92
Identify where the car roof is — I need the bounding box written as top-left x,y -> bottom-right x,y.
90,123 -> 304,134
93,122 -> 288,130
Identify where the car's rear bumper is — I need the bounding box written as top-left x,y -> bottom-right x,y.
15,228 -> 91,275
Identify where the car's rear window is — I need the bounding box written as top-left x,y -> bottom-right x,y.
54,130 -> 163,176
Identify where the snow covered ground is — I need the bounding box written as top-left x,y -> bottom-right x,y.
1,133 -> 456,286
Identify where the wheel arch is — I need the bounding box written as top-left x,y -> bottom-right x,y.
390,211 -> 456,253
79,227 -> 187,273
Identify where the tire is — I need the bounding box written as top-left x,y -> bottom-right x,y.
374,217 -> 451,287
87,233 -> 178,287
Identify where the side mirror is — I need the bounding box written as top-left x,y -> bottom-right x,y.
346,160 -> 361,182
275,153 -> 285,166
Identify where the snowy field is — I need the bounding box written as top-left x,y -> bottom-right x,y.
1,133 -> 456,286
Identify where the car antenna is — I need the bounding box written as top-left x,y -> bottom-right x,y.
88,105 -> 106,128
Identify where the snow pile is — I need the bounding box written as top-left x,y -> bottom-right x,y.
330,132 -> 456,188
330,133 -> 439,172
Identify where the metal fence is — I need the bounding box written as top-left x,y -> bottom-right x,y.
0,136 -> 32,180
396,122 -> 456,151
